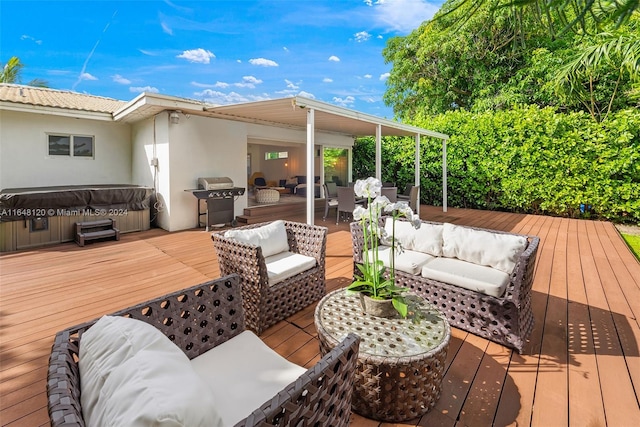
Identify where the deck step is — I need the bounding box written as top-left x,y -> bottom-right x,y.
75,219 -> 120,247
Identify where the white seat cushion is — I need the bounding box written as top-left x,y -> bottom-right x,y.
80,316 -> 222,427
421,257 -> 510,298
190,330 -> 307,427
265,251 -> 317,285
224,220 -> 289,257
442,223 -> 527,273
364,245 -> 435,275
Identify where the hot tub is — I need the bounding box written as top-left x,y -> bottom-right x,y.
0,185 -> 153,251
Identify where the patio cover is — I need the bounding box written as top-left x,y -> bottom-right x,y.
203,97 -> 449,224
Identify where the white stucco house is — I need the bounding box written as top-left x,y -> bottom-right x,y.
0,83 -> 447,250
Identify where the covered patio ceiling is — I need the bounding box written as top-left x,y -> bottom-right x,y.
203,96 -> 448,139
205,96 -> 450,224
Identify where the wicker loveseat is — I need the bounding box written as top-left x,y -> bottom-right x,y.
47,274 -> 360,427
351,218 -> 539,352
212,220 -> 327,335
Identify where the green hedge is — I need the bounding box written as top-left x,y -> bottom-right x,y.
354,106 -> 639,223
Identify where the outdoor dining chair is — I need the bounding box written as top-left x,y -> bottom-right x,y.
397,185 -> 419,211
381,186 -> 398,202
323,182 -> 338,220
336,186 -> 357,224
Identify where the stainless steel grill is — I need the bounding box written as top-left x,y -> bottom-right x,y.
186,177 -> 245,230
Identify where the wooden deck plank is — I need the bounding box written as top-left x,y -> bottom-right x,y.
579,220 -> 640,426
532,217 -> 571,426
566,219 -> 607,427
1,206 -> 638,426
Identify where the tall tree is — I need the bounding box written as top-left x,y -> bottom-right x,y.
1,56 -> 48,87
382,1 -> 639,120
439,0 -> 638,36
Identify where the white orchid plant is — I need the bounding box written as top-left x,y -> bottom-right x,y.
346,177 -> 421,317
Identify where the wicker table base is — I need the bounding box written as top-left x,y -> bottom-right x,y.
314,289 -> 450,422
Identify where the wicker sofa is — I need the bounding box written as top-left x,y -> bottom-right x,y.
212,220 -> 327,335
47,274 -> 360,427
351,218 -> 539,352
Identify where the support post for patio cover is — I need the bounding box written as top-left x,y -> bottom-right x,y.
306,108 -> 315,225
443,137 -> 448,212
375,124 -> 382,182
415,134 -> 420,216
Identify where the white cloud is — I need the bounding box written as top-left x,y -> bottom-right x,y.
161,21 -> 173,35
354,31 -> 371,42
80,72 -> 98,81
328,55 -> 340,62
285,79 -> 300,90
369,0 -> 439,33
323,78 -> 333,83
139,49 -> 158,56
297,91 -> 315,99
234,75 -> 263,88
215,82 -> 230,88
130,86 -> 159,93
194,89 -> 271,105
283,47 -> 289,52
379,72 -> 390,80
249,58 -> 279,67
20,34 -> 42,45
177,48 -> 215,64
332,96 -> 355,107
112,74 -> 131,84
364,74 -> 372,79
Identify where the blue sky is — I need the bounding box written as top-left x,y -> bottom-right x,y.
1,0 -> 443,118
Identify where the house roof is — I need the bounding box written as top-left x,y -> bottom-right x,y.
0,84 -> 126,114
0,84 -> 447,140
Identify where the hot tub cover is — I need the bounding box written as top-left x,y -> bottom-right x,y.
0,185 -> 154,221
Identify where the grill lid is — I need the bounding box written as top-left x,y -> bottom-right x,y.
198,177 -> 234,190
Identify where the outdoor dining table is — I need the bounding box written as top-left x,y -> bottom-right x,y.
314,289 -> 451,422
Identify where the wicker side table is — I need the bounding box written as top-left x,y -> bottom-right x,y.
314,289 -> 450,422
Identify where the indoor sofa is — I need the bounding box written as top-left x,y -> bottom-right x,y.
350,218 -> 539,352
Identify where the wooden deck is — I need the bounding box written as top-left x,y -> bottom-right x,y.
1,206 -> 639,426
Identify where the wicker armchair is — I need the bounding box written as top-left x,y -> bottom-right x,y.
212,221 -> 327,335
47,274 -> 360,427
350,219 -> 539,353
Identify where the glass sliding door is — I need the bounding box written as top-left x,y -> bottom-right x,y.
324,148 -> 348,187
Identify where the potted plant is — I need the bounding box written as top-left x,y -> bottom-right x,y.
346,177 -> 421,318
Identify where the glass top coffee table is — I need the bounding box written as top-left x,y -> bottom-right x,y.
314,288 -> 450,422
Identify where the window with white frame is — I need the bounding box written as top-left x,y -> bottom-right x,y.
48,134 -> 95,158
264,151 -> 288,160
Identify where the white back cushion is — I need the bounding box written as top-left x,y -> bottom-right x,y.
225,220 -> 290,257
381,218 -> 415,250
79,315 -> 173,421
442,223 -> 527,273
412,223 -> 444,256
80,316 -> 222,427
